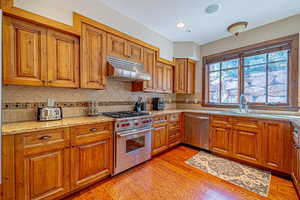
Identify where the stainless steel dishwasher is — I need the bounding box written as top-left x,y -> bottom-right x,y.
184,113 -> 209,150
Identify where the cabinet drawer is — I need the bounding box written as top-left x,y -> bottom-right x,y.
15,128 -> 70,155
232,118 -> 260,131
70,122 -> 112,145
168,128 -> 180,138
169,113 -> 181,122
210,115 -> 231,128
153,115 -> 168,124
169,121 -> 180,130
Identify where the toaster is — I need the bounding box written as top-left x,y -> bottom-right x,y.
152,97 -> 165,111
37,107 -> 63,121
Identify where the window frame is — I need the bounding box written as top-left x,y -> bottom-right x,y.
202,34 -> 299,111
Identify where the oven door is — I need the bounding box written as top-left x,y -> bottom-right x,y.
114,128 -> 152,175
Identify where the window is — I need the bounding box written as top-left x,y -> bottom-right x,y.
208,59 -> 239,104
244,50 -> 288,104
203,34 -> 299,110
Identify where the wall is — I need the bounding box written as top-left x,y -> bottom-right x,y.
3,81 -> 176,123
173,42 -> 201,61
14,0 -> 174,60
177,14 -> 300,114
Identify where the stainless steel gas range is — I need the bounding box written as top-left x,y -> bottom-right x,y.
102,111 -> 152,175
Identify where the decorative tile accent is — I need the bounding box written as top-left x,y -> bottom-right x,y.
3,101 -> 176,110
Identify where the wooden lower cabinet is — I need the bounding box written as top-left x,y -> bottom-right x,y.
292,144 -> 300,193
291,125 -> 300,195
70,123 -> 113,190
152,114 -> 182,155
152,124 -> 168,156
210,126 -> 232,156
14,128 -> 71,200
209,115 -> 291,173
4,122 -> 113,200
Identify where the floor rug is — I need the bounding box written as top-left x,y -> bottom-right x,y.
185,151 -> 271,197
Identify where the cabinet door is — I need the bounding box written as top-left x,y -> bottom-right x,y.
81,23 -> 107,89
143,48 -> 156,91
163,64 -> 173,93
152,125 -> 168,155
126,41 -> 144,63
174,58 -> 187,93
187,60 -> 195,94
232,129 -> 262,164
210,126 -> 231,155
20,149 -> 70,200
3,16 -> 47,86
107,33 -> 127,59
47,29 -> 80,88
296,149 -> 300,191
262,122 -> 291,173
71,138 -> 112,190
155,62 -> 164,93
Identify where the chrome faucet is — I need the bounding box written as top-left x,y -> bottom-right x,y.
239,94 -> 248,113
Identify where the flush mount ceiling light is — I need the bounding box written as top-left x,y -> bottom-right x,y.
205,3 -> 221,14
227,21 -> 248,36
176,22 -> 185,28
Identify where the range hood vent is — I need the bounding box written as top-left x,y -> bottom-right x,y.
107,56 -> 151,81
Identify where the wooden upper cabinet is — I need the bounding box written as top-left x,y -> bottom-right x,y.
3,16 -> 47,86
3,16 -> 80,88
187,60 -> 195,94
127,41 -> 144,63
81,23 -> 107,89
174,58 -> 188,93
143,48 -> 156,91
155,62 -> 164,93
262,121 -> 291,173
47,29 -> 80,88
107,33 -> 144,63
174,58 -> 196,94
163,64 -> 173,93
107,33 -> 127,59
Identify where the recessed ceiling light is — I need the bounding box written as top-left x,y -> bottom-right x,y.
176,22 -> 185,28
205,3 -> 221,14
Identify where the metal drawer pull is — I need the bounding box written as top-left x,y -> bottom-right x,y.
39,135 -> 51,140
294,144 -> 300,149
90,128 -> 98,132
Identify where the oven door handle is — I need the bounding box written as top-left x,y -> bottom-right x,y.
118,129 -> 151,137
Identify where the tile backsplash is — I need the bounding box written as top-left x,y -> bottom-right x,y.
3,80 -> 176,123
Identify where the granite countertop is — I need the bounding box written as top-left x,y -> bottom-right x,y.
2,116 -> 115,135
3,109 -> 300,135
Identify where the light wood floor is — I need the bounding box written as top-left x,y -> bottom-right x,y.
63,146 -> 298,200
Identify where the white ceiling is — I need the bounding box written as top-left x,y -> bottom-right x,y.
97,0 -> 300,45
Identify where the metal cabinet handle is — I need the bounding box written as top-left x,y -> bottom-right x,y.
294,144 -> 300,149
89,128 -> 97,132
39,135 -> 51,140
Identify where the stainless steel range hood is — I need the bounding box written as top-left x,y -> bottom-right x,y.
107,56 -> 151,81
